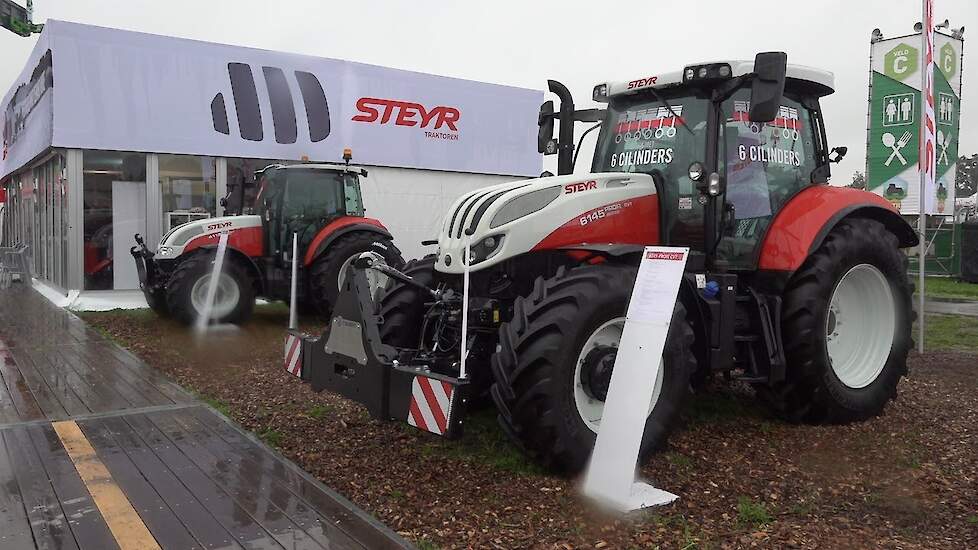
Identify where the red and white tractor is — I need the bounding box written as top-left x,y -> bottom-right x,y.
132,154 -> 403,325
285,53 -> 918,474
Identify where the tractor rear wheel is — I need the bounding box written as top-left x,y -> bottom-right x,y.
490,263 -> 696,475
308,233 -> 404,318
376,255 -> 437,347
766,218 -> 912,423
165,252 -> 255,325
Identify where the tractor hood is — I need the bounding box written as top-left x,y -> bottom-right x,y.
435,172 -> 657,274
155,215 -> 263,259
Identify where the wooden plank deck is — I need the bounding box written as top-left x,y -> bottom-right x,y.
0,285 -> 410,550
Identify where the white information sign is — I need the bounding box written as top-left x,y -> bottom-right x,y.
582,246 -> 688,512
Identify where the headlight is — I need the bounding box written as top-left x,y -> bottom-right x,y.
468,235 -> 504,265
592,83 -> 609,103
490,186 -> 561,229
157,246 -> 173,255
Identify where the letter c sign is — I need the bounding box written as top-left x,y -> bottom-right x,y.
893,54 -> 908,75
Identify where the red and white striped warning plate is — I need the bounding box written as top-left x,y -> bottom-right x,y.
284,334 -> 302,378
407,376 -> 455,436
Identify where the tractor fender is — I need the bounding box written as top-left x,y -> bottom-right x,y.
303,216 -> 392,266
183,245 -> 265,296
758,186 -> 919,272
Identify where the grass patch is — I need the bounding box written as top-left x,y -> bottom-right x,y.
920,277 -> 978,300
967,515 -> 978,525
258,427 -> 283,447
919,314 -> 978,352
665,451 -> 694,470
201,395 -> 232,417
736,496 -> 772,528
415,539 -> 441,550
685,392 -> 766,425
305,404 -> 332,419
787,501 -> 814,516
422,409 -> 544,476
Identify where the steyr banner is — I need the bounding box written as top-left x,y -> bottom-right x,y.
866,31 -> 963,215
2,20 -> 543,179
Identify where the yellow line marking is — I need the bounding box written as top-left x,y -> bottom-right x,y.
52,420 -> 161,550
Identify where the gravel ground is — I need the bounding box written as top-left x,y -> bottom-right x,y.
80,307 -> 978,549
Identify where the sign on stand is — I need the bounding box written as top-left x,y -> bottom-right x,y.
582,246 -> 688,512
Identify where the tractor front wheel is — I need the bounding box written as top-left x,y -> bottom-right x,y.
165,252 -> 255,325
767,218 -> 913,423
308,233 -> 404,318
490,263 -> 696,475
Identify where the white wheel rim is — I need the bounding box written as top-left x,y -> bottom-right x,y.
825,264 -> 896,389
573,317 -> 663,434
337,253 -> 389,300
190,273 -> 240,320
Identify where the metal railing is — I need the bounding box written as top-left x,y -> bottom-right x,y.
0,244 -> 31,289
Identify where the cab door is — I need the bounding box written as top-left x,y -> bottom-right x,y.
716,89 -> 822,268
279,169 -> 347,265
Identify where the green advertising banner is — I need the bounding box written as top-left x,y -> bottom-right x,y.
867,32 -> 963,215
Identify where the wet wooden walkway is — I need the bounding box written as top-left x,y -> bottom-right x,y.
0,285 -> 410,550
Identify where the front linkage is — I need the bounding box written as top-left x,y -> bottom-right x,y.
131,234 -> 166,299
284,254 -> 473,438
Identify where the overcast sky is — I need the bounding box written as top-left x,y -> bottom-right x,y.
1,0 -> 974,183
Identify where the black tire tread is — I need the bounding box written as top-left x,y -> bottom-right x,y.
376,255 -> 437,347
763,217 -> 913,424
490,263 -> 696,475
308,232 -> 405,317
165,252 -> 255,325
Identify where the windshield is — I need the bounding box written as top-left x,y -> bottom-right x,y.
593,92 -> 709,245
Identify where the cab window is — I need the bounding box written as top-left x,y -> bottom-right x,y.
718,90 -> 818,267
593,91 -> 710,246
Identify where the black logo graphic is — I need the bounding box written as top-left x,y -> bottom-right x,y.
211,62 -> 330,143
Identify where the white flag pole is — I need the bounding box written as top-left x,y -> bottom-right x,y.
918,0 -> 936,354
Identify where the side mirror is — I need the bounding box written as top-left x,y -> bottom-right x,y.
540,170 -> 554,178
828,146 -> 848,163
538,100 -> 556,154
748,51 -> 788,123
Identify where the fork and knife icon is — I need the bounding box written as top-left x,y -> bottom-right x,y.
937,130 -> 954,165
882,131 -> 912,166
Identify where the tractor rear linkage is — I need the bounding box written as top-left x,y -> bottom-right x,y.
287,254 -> 473,438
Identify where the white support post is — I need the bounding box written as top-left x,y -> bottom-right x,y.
459,237 -> 471,379
289,232 -> 299,330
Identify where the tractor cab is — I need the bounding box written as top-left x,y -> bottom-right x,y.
546,54 -> 843,271
253,162 -> 367,265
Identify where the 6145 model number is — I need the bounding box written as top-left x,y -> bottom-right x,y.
579,201 -> 631,226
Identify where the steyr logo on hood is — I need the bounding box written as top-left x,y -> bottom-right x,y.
210,62 -> 331,144
352,98 -> 460,131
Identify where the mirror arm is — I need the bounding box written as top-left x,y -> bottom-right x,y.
712,74 -> 751,103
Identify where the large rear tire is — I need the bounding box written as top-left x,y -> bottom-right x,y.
308,232 -> 404,318
165,252 -> 255,325
764,217 -> 913,423
490,264 -> 696,475
376,255 -> 437,347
